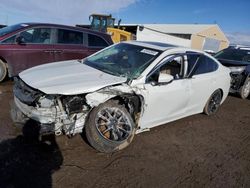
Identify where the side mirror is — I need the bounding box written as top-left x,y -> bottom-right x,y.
158,73 -> 174,83
15,36 -> 25,44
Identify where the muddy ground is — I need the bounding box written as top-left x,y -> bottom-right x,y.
0,80 -> 249,188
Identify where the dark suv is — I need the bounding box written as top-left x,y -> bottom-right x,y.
214,45 -> 250,99
0,23 -> 113,82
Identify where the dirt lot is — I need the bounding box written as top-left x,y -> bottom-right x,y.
0,80 -> 250,188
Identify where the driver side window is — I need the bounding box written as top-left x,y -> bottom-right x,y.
19,27 -> 52,44
147,55 -> 184,83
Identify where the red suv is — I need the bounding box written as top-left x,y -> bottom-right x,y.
0,23 -> 113,82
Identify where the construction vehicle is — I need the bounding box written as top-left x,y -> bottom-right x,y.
89,14 -> 133,43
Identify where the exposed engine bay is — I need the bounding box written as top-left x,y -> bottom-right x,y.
12,77 -> 141,136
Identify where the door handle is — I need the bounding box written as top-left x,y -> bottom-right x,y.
44,50 -> 54,53
54,50 -> 63,53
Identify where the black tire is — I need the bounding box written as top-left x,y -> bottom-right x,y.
85,100 -> 135,153
239,78 -> 250,99
204,90 -> 222,115
0,60 -> 7,82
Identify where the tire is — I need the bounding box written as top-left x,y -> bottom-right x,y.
239,78 -> 250,99
85,100 -> 136,153
204,90 -> 222,115
0,60 -> 7,82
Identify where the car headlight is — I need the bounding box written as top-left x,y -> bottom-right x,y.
229,66 -> 245,73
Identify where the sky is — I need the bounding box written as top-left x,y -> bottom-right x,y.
0,0 -> 249,45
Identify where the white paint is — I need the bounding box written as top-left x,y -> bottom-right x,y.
16,41 -> 231,136
133,49 -> 230,131
86,92 -> 116,107
19,60 -> 127,95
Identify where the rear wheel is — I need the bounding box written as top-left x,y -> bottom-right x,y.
85,100 -> 135,153
204,90 -> 222,115
0,60 -> 7,82
239,78 -> 250,99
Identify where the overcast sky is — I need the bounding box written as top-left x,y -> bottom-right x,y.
0,0 -> 249,45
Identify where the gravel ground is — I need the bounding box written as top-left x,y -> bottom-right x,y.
0,80 -> 249,188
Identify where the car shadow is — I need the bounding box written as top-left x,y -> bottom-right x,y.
229,93 -> 250,100
0,120 -> 63,188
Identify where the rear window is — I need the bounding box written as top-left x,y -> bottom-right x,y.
187,54 -> 201,75
88,34 -> 108,47
187,54 -> 218,76
195,56 -> 218,75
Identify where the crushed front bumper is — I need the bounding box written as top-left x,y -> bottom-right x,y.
13,96 -> 56,124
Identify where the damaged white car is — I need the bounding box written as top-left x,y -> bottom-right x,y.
11,41 -> 231,152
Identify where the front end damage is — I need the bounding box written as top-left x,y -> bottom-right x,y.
11,77 -> 142,136
229,66 -> 250,93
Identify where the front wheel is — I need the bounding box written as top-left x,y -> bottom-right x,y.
204,90 -> 222,115
0,60 -> 7,82
239,77 -> 250,99
85,100 -> 135,153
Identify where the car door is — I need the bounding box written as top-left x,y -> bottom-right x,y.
138,55 -> 191,130
53,28 -> 91,62
9,27 -> 55,75
185,53 -> 219,113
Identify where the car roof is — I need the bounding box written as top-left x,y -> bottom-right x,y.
123,40 -> 207,55
228,45 -> 250,51
123,40 -> 177,51
16,22 -> 110,37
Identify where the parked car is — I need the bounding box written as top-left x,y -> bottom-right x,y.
0,23 -> 113,82
11,41 -> 231,153
214,45 -> 250,99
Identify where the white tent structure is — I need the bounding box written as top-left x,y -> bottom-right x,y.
136,24 -> 229,52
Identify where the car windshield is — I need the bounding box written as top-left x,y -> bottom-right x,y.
0,23 -> 29,37
214,48 -> 250,63
83,43 -> 162,79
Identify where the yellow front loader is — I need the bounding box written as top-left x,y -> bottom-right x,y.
89,14 -> 133,43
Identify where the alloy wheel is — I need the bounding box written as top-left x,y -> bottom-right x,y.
95,107 -> 132,142
208,91 -> 222,114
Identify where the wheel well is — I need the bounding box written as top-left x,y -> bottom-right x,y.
110,94 -> 143,121
0,57 -> 7,64
0,57 -> 8,70
218,88 -> 223,98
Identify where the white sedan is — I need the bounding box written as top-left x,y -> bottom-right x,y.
12,41 -> 231,152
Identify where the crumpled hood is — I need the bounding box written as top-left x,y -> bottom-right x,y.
19,60 -> 127,95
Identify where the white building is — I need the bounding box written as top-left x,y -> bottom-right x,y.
135,24 -> 229,52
